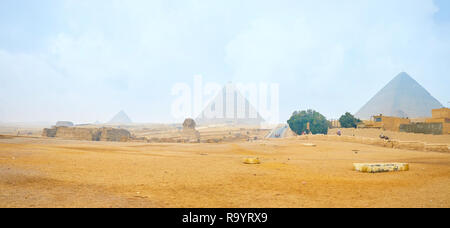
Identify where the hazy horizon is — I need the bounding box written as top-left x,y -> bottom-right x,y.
1,0 -> 449,124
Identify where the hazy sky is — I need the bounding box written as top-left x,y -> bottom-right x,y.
0,0 -> 449,123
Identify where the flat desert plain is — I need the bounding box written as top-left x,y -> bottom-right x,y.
0,136 -> 449,208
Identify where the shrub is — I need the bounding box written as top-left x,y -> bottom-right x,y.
287,109 -> 328,135
339,112 -> 361,128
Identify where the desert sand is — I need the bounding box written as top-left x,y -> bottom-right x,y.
0,134 -> 449,208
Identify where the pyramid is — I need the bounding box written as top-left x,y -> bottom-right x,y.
355,72 -> 443,120
108,110 -> 132,124
196,83 -> 264,125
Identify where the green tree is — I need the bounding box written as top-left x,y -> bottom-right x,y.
287,109 -> 328,135
338,112 -> 361,128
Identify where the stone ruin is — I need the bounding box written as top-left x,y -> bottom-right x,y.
42,126 -> 131,142
98,127 -> 131,142
42,128 -> 57,137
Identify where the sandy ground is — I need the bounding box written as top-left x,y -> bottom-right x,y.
0,136 -> 449,208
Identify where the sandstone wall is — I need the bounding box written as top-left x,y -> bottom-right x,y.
380,116 -> 411,132
99,127 -> 131,142
42,128 -> 57,137
432,108 -> 450,119
399,122 -> 443,135
42,126 -> 131,142
54,127 -> 99,141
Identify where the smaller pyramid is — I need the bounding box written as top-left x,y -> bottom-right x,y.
108,110 -> 132,124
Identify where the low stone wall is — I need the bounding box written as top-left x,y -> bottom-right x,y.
99,127 -> 131,142
399,122 -> 443,135
297,135 -> 449,153
42,128 -> 57,137
42,126 -> 131,142
54,127 -> 99,141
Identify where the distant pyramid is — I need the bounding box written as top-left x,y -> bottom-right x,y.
355,72 -> 443,119
108,110 -> 132,124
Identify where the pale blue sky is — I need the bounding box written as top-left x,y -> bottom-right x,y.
0,0 -> 449,123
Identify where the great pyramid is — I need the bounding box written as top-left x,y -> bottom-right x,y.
355,72 -> 443,120
108,110 -> 132,124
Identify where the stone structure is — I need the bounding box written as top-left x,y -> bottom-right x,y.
358,115 -> 410,132
181,118 -> 200,142
356,72 -> 443,120
183,118 -> 196,131
399,108 -> 450,135
42,126 -> 131,142
99,127 -> 131,142
369,115 -> 411,132
42,128 -> 57,137
430,108 -> 450,119
426,108 -> 450,134
53,127 -> 98,141
399,122 -> 444,135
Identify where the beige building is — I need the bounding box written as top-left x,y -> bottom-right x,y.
398,108 -> 449,135
329,119 -> 341,128
359,115 -> 411,132
425,108 -> 450,134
